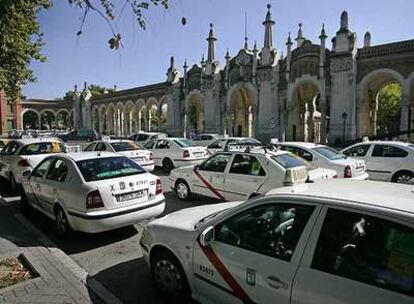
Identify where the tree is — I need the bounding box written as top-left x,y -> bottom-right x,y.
89,84 -> 114,96
0,0 -> 50,102
0,0 -> 169,102
377,83 -> 402,137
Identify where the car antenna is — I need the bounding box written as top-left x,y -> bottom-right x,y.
97,151 -> 101,157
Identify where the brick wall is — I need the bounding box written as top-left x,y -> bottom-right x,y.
0,90 -> 7,135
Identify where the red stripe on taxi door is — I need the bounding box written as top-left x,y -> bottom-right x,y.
193,166 -> 225,200
198,240 -> 255,304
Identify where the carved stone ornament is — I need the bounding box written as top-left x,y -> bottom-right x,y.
235,51 -> 251,66
257,69 -> 273,82
331,58 -> 353,73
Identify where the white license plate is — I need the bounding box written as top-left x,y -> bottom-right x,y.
116,190 -> 147,202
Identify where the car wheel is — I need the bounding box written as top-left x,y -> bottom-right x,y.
162,158 -> 174,174
175,180 -> 191,201
54,206 -> 71,237
151,250 -> 191,302
392,171 -> 414,184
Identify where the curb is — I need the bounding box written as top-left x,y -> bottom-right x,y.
14,213 -> 123,304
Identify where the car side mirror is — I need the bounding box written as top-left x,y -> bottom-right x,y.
22,170 -> 31,179
199,226 -> 215,247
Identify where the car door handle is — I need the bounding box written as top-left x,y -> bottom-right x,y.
266,275 -> 288,289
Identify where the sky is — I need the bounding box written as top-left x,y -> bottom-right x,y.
23,0 -> 414,99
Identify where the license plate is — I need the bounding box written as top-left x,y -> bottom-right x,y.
116,190 -> 147,202
194,153 -> 204,158
133,157 -> 145,162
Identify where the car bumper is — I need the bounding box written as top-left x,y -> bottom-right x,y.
140,163 -> 155,172
67,198 -> 166,233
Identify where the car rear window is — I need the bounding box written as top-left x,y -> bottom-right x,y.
76,156 -> 145,182
312,147 -> 344,161
19,142 -> 64,155
110,141 -> 140,152
174,139 -> 195,148
271,153 -> 307,168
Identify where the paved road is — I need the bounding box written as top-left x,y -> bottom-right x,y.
0,169 -> 217,303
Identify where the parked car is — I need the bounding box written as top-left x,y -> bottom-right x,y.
59,129 -> 101,143
192,133 -> 224,147
170,148 -> 337,201
129,132 -> 167,146
140,179 -> 413,304
144,138 -> 208,173
21,152 -> 165,236
342,141 -> 414,183
277,142 -> 369,179
207,137 -> 263,154
84,139 -> 155,172
0,138 -> 9,151
0,138 -> 66,190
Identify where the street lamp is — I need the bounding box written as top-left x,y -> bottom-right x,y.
342,112 -> 348,143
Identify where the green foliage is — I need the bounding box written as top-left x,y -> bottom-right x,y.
89,84 -> 114,96
377,83 -> 401,137
0,0 -> 50,102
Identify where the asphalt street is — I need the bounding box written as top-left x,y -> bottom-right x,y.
0,169 -> 218,304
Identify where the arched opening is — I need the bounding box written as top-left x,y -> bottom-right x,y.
159,99 -> 168,131
22,110 -> 40,130
359,70 -> 403,138
115,103 -> 125,136
68,111 -> 74,130
229,85 -> 256,137
291,83 -> 321,142
100,107 -> 107,134
376,83 -> 402,137
56,111 -> 69,130
188,93 -> 205,135
106,105 -> 115,135
40,110 -> 56,130
123,102 -> 134,135
92,107 -> 100,131
134,101 -> 147,132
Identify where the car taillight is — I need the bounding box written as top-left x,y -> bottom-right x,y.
156,179 -> 163,195
183,150 -> 190,158
18,159 -> 30,167
333,174 -> 338,179
86,190 -> 104,209
344,166 -> 352,178
149,152 -> 154,161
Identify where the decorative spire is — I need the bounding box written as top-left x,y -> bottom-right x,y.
183,59 -> 188,71
340,11 -> 349,30
319,23 -> 327,39
206,23 -> 217,63
244,12 -> 249,49
225,48 -> 230,60
296,23 -> 305,47
253,41 -> 258,53
262,3 -> 275,49
201,54 -> 205,67
286,32 -> 293,46
364,31 -> 371,48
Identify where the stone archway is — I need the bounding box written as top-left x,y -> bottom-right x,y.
358,69 -> 405,138
22,110 -> 40,130
159,96 -> 168,132
92,107 -> 100,131
56,110 -> 69,130
228,84 -> 256,137
99,106 -> 107,134
187,91 -> 205,136
123,101 -> 134,135
290,82 -> 321,142
106,104 -> 116,135
134,99 -> 147,132
40,110 -> 56,130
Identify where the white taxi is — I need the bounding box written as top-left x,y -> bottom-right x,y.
84,140 -> 155,172
144,138 -> 208,173
342,141 -> 414,183
129,132 -> 168,146
207,137 -> 263,154
21,152 -> 165,236
140,180 -> 414,304
278,142 -> 369,179
0,138 -> 66,190
169,149 -> 337,201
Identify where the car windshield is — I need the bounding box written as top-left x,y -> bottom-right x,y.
195,208 -> 230,229
271,153 -> 307,168
174,139 -> 196,148
312,146 -> 344,160
110,141 -> 140,152
76,156 -> 145,182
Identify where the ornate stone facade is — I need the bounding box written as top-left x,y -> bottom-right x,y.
18,6 -> 414,144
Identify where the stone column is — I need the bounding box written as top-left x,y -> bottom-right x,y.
400,94 -> 410,137
320,97 -> 327,144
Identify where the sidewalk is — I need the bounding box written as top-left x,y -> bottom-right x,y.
0,193 -> 107,303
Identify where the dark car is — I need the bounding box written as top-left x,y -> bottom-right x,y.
60,129 -> 101,142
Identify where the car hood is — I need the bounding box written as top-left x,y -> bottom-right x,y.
148,201 -> 243,231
